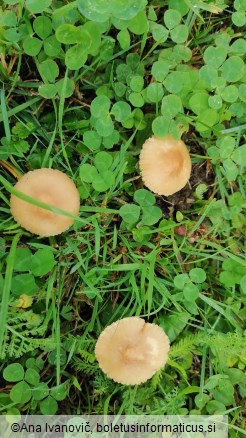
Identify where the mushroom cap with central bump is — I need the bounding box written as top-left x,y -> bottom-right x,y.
139,135 -> 192,196
95,317 -> 170,385
10,168 -> 80,237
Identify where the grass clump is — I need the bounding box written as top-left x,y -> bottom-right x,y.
0,0 -> 245,435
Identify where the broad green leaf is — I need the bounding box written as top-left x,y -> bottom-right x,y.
189,268 -> 206,283
229,38 -> 246,55
152,115 -> 172,137
151,23 -> 169,42
25,368 -> 40,386
50,384 -> 67,401
164,71 -> 185,93
40,396 -> 58,415
114,82 -> 126,97
1,12 -> 17,27
65,45 -> 88,70
151,60 -> 169,82
11,274 -> 38,296
170,24 -> 188,44
164,9 -> 181,29
76,27 -> 92,51
141,206 -> 162,225
219,136 -> 235,159
111,0 -> 147,20
13,248 -> 32,272
229,102 -> 246,117
129,92 -> 144,107
161,94 -> 183,118
130,76 -> 144,92
232,11 -> 246,26
116,63 -> 131,82
82,21 -> 101,55
239,84 -> 246,102
183,282 -> 200,301
195,393 -> 210,409
168,0 -> 189,16
189,92 -> 209,115
195,109 -> 218,131
111,101 -> 131,122
44,36 -> 61,57
128,11 -> 148,35
23,36 -> 42,56
77,0 -> 110,22
234,0 -> 246,11
33,16 -> 52,39
55,24 -> 81,44
221,85 -> 239,102
26,0 -> 51,13
183,299 -> 198,315
39,84 -> 57,99
3,364 -> 24,382
56,78 -> 75,98
32,383 -> 49,401
199,65 -> 218,87
206,400 -> 226,414
38,59 -> 59,83
103,130 -> 120,149
160,311 -> 190,342
95,115 -> 114,137
208,95 -> 223,109
92,170 -> 115,191
220,56 -> 245,82
212,380 -> 234,405
25,358 -> 36,369
231,144 -> 246,164
146,83 -> 164,102
79,164 -> 98,183
3,28 -> 20,43
174,273 -> 189,289
10,381 -> 31,404
78,182 -> 90,200
223,159 -> 238,181
119,204 -> 141,224
204,46 -> 227,68
117,29 -> 130,50
134,189 -> 155,206
95,151 -> 113,172
91,95 -> 111,118
83,130 -> 102,150
31,249 -> 55,277
173,44 -> 192,62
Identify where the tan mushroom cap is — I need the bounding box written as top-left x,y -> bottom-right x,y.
139,136 -> 191,196
95,317 -> 170,385
10,168 -> 80,237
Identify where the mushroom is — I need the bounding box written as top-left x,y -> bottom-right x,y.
95,316 -> 170,385
10,168 -> 80,237
139,135 -> 191,196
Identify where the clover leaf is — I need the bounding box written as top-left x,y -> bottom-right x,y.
119,189 -> 162,227
79,152 -> 115,192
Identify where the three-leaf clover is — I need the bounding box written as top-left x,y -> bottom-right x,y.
119,189 -> 162,226
79,152 -> 115,192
